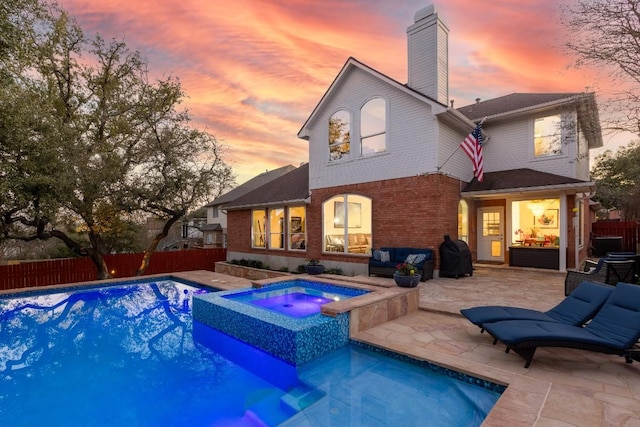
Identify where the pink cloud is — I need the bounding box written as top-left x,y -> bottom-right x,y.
60,0 -> 610,186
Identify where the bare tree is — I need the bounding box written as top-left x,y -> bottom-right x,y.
0,2 -> 235,278
563,0 -> 640,136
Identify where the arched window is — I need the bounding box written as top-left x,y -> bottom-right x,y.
360,98 -> 386,155
322,194 -> 372,255
458,200 -> 469,243
329,110 -> 351,161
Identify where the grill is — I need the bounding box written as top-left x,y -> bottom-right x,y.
439,235 -> 473,278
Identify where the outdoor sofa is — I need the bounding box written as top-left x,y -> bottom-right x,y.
368,247 -> 435,281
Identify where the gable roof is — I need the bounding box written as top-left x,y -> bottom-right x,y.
297,57 -> 456,140
205,164 -> 296,207
457,92 -> 603,149
224,163 -> 310,210
462,168 -> 595,197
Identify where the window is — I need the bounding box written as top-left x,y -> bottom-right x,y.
576,199 -> 584,247
511,199 -> 560,246
360,98 -> 386,155
212,206 -> 219,218
322,194 -> 372,255
458,200 -> 469,243
251,209 -> 266,248
269,208 -> 285,250
534,114 -> 562,157
289,206 -> 306,250
329,110 -> 351,161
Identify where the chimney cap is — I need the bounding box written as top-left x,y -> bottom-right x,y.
414,4 -> 436,23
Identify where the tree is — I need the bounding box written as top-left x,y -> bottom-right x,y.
591,140 -> 640,220
0,1 -> 234,278
563,0 -> 640,136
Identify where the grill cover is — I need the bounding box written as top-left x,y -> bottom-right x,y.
439,235 -> 473,278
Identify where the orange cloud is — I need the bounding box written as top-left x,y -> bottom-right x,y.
61,0 -> 615,186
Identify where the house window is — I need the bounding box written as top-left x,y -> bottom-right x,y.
360,98 -> 386,155
329,110 -> 351,161
289,206 -> 306,250
534,115 -> 562,157
269,208 -> 285,250
511,199 -> 560,246
251,209 -> 266,248
576,199 -> 584,247
212,206 -> 219,218
322,194 -> 372,255
458,200 -> 469,243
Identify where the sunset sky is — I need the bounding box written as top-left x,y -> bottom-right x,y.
60,0 -> 627,186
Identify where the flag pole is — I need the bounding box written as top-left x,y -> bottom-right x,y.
437,117 -> 487,172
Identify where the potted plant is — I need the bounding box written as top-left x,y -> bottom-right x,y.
304,259 -> 325,275
393,262 -> 421,288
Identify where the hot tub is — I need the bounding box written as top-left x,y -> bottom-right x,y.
193,279 -> 369,365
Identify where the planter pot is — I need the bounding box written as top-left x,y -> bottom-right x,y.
305,264 -> 325,275
393,272 -> 421,288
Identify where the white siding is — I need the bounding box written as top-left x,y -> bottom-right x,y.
407,6 -> 449,104
437,122 -> 474,181
308,68 -> 439,190
207,206 -> 227,228
576,118 -> 591,181
482,110 -> 582,179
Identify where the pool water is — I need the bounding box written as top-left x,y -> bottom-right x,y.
0,279 -> 502,426
222,281 -> 366,318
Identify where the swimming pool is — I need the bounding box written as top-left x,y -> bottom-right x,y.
0,277 -> 503,426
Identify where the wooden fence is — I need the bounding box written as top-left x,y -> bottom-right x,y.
0,248 -> 227,292
591,221 -> 640,254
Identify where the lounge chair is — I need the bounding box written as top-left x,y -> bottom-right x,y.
460,281 -> 613,333
564,259 -> 636,295
483,282 -> 640,368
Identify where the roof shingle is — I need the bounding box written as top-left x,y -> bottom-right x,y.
224,163 -> 310,209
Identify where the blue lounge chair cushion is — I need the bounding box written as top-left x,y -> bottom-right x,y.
460,281 -> 613,327
484,282 -> 640,350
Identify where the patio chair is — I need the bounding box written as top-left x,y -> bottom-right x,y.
460,281 -> 613,333
605,259 -> 636,285
606,252 -> 640,280
564,259 -> 635,296
482,282 -> 640,368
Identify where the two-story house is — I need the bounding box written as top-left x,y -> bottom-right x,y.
223,4 -> 602,275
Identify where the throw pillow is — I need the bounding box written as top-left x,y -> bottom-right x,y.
373,249 -> 382,261
379,250 -> 390,262
405,253 -> 426,264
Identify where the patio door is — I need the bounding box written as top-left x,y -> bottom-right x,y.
477,207 -> 504,263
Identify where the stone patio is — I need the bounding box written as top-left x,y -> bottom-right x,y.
175,266 -> 640,426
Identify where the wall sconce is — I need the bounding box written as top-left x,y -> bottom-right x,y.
528,200 -> 546,217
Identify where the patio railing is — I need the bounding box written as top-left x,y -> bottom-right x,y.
0,248 -> 227,291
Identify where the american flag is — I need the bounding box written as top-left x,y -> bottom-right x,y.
460,123 -> 484,182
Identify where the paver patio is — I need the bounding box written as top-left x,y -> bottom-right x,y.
177,265 -> 640,426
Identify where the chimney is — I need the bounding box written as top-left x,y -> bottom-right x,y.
406,4 -> 449,104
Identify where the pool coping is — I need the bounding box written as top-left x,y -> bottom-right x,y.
351,322 -> 549,426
